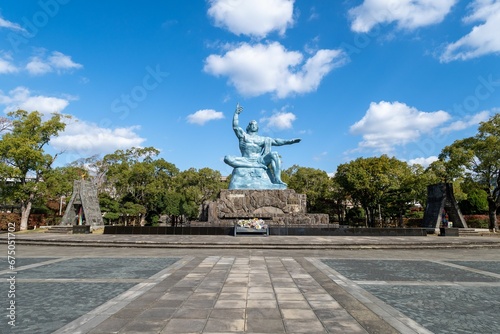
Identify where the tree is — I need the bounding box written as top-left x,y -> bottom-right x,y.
334,155 -> 416,227
458,184 -> 489,214
439,113 -> 500,231
99,147 -> 180,225
284,165 -> 333,214
0,117 -> 11,133
0,110 -> 66,230
175,167 -> 224,221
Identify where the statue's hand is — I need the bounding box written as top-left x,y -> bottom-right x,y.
235,103 -> 243,114
291,138 -> 301,144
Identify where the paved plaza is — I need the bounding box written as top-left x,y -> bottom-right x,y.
1,234 -> 500,333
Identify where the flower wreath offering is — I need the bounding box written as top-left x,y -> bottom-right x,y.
236,218 -> 268,230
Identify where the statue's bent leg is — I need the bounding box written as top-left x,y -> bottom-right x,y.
263,152 -> 287,185
224,156 -> 267,169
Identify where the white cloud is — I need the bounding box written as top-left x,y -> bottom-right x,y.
313,151 -> 328,162
408,156 -> 439,168
26,57 -> 52,75
0,54 -> 18,74
441,0 -> 500,62
0,86 -> 70,114
187,109 -> 225,125
260,112 -> 297,130
204,42 -> 347,98
442,110 -> 490,133
349,0 -> 457,33
0,16 -> 26,32
207,0 -> 294,38
350,101 -> 451,153
26,51 -> 83,75
49,51 -> 83,70
51,120 -> 146,156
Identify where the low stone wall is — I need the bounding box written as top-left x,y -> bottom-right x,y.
103,225 -> 427,236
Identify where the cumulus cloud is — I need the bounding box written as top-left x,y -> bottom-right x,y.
441,0 -> 500,62
0,16 -> 26,32
408,156 -> 439,168
187,109 -> 225,125
51,120 -> 146,156
260,112 -> 297,130
0,54 -> 18,74
25,57 -> 52,75
207,0 -> 294,38
26,51 -> 83,75
349,0 -> 457,33
350,101 -> 451,153
442,110 -> 490,133
0,86 -> 70,114
204,42 -> 347,98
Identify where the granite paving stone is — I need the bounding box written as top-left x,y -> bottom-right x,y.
450,260 -> 500,275
4,236 -> 500,333
0,282 -> 136,334
160,318 -> 207,333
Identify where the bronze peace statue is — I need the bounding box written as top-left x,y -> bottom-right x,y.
224,104 -> 301,189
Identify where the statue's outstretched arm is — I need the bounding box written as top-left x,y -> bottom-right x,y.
271,138 -> 301,146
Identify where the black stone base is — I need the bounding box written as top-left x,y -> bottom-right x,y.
104,226 -> 428,236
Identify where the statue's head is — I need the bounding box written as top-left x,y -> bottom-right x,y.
246,120 -> 258,133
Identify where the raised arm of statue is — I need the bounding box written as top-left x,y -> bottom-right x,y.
232,103 -> 244,137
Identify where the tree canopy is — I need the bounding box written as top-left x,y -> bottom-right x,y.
0,110 -> 66,230
439,113 -> 500,230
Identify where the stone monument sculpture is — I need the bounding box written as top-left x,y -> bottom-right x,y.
423,183 -> 467,231
60,179 -> 103,227
224,103 -> 301,189
203,104 -> 329,229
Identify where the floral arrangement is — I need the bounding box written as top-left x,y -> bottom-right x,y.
236,218 -> 268,230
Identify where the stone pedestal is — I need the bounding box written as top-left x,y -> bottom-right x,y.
207,189 -> 329,225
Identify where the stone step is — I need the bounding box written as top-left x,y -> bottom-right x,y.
460,228 -> 494,236
46,226 -> 73,234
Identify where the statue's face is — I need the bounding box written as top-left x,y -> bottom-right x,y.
247,120 -> 258,132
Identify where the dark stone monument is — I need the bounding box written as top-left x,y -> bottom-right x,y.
422,183 -> 467,232
60,180 -> 104,227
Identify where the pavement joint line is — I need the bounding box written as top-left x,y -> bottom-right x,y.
0,256 -> 74,275
306,257 -> 433,334
52,255 -> 195,334
276,257 -> 343,331
429,259 -> 500,279
4,278 -> 149,283
4,233 -> 500,251
355,280 -> 500,287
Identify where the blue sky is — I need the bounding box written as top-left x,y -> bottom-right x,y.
1,0 -> 499,176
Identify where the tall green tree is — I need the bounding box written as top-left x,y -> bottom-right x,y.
439,113 -> 500,231
335,155 -> 416,226
284,165 -> 333,214
0,110 -> 66,230
175,167 -> 224,221
99,147 -> 179,225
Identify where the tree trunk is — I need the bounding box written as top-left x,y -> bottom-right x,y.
487,198 -> 498,232
20,200 -> 32,231
363,206 -> 369,227
369,207 -> 376,227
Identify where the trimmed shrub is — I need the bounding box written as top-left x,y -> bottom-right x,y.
464,215 -> 489,228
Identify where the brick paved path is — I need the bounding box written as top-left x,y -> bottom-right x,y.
2,245 -> 500,333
